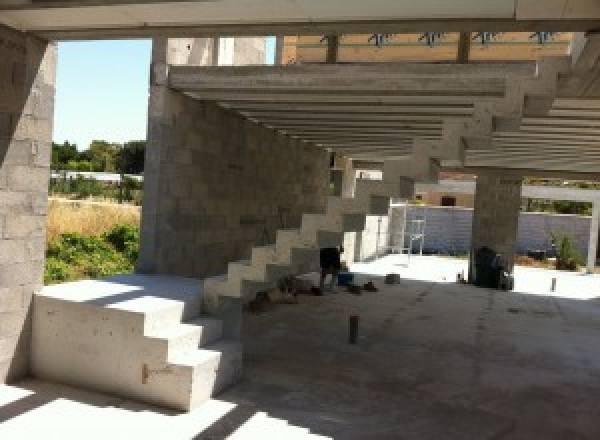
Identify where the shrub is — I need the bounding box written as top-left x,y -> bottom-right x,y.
104,224 -> 140,261
44,227 -> 140,285
550,231 -> 583,271
44,258 -> 72,283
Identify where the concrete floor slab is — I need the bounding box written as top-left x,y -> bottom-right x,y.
2,256 -> 600,438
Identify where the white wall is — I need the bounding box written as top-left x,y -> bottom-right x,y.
355,206 -> 592,260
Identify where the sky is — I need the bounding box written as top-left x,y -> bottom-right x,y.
53,38 -> 276,150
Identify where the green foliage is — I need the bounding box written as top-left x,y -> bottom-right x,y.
523,198 -> 592,216
51,141 -> 79,169
49,175 -> 144,204
120,141 -> 146,174
103,224 -> 140,261
88,140 -> 120,172
550,230 -> 583,271
44,225 -> 140,284
51,139 -> 145,175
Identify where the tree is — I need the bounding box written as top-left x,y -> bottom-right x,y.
119,141 -> 146,174
51,141 -> 79,169
88,140 -> 120,172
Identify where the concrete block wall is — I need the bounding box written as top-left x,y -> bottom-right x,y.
0,25 -> 55,382
387,206 -> 591,259
140,40 -> 328,279
517,212 -> 590,257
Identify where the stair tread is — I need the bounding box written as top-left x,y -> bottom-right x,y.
169,348 -> 221,366
145,322 -> 201,339
186,316 -> 222,327
205,274 -> 228,283
254,245 -> 276,251
204,339 -> 242,354
230,259 -> 252,267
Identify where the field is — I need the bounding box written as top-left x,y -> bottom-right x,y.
45,199 -> 141,284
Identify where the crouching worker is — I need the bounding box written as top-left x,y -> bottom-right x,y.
319,246 -> 343,293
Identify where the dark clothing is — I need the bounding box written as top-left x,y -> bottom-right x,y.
320,247 -> 341,270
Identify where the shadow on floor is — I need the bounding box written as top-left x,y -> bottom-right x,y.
3,271 -> 600,439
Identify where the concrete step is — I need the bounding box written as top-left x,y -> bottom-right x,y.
301,212 -> 366,236
251,244 -> 319,273
169,339 -> 243,410
276,228 -> 344,251
204,273 -> 276,300
228,259 -> 294,284
187,317 -> 223,347
144,317 -> 223,359
326,194 -> 389,216
32,275 -> 240,412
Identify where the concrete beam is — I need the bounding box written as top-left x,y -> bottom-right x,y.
225,102 -> 476,115
2,1 -> 600,40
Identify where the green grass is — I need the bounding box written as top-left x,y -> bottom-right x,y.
44,224 -> 140,285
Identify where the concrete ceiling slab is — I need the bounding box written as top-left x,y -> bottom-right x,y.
2,0 -> 600,39
517,0 -> 600,19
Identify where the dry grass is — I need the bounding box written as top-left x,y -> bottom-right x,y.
47,198 -> 141,243
514,255 -> 555,269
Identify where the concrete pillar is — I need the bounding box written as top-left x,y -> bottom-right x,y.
586,202 -> 600,274
274,36 -> 285,65
340,157 -> 356,198
211,37 -> 220,66
469,173 -> 522,282
335,157 -> 357,266
0,26 -> 56,382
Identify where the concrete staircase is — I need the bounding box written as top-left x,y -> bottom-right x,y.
32,275 -> 242,411
437,56 -> 571,165
203,177 -> 414,307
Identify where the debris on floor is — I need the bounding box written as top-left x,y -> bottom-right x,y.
278,275 -> 313,296
384,273 -> 401,285
363,281 -> 378,292
310,286 -> 324,296
337,272 -> 354,286
245,291 -> 275,314
346,284 -> 363,295
266,287 -> 298,304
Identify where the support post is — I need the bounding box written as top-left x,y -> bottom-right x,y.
274,36 -> 285,65
457,32 -> 471,64
325,35 -> 339,64
0,26 -> 56,382
587,202 -> 600,274
211,37 -> 220,66
469,173 -> 522,283
338,157 -> 357,265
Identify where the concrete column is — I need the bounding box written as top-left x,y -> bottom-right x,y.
211,37 -> 220,66
0,26 -> 56,382
587,202 -> 600,274
337,157 -> 358,265
274,36 -> 285,65
340,157 -> 356,198
469,173 -> 522,282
